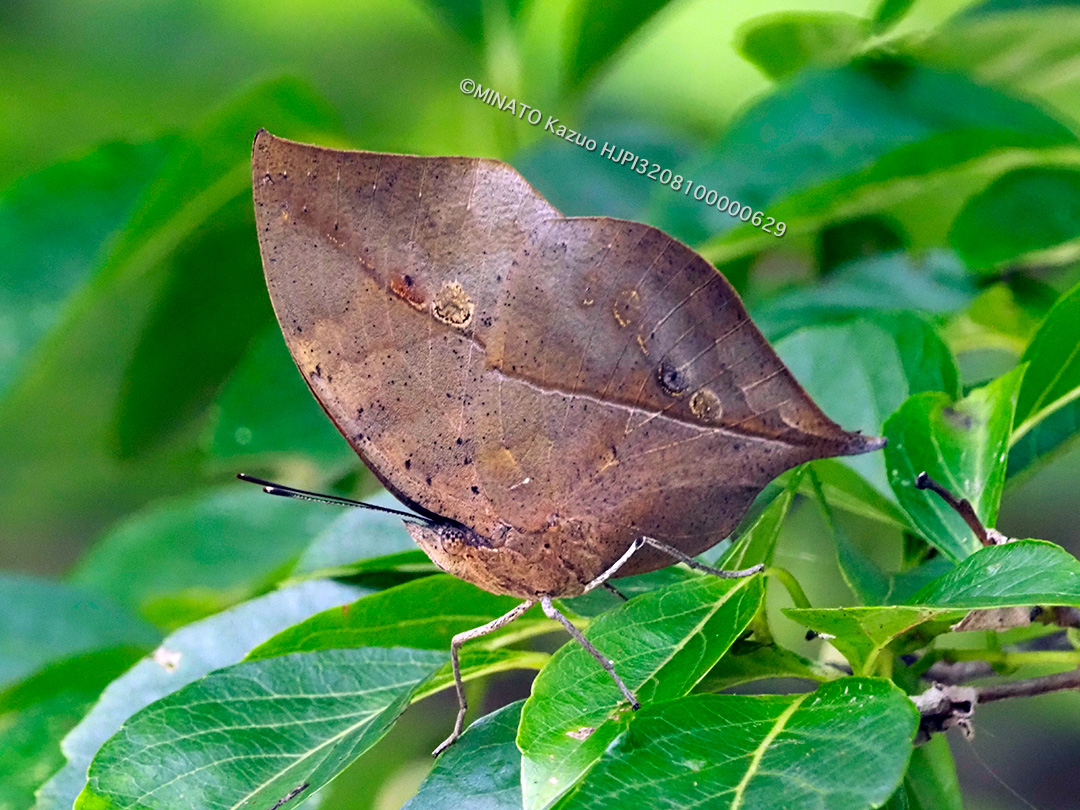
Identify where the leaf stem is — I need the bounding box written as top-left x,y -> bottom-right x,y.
913,472 -> 1006,547
765,566 -> 811,610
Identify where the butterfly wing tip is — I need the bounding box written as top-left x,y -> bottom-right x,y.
849,433 -> 887,454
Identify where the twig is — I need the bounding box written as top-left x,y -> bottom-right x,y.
914,472 -> 1008,547
912,668 -> 1080,741
978,669 -> 1080,703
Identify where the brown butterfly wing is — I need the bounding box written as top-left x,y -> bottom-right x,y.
480,216 -> 880,575
253,132 -> 880,581
252,131 -> 558,535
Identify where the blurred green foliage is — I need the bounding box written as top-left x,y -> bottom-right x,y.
3,0 -> 1080,808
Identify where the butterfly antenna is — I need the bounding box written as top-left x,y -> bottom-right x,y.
236,473 -> 437,524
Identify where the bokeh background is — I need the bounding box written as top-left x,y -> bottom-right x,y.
3,0 -> 1080,807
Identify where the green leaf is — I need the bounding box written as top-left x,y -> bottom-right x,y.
35,580 -> 361,810
0,574 -> 158,691
943,281 -> 1047,357
556,678 -> 918,810
911,7 -> 1080,127
519,574 -> 763,810
402,700 -> 524,810
0,648 -> 145,810
1008,398 -> 1080,480
1009,280 -> 1080,476
694,638 -> 842,692
872,0 -> 917,33
810,470 -> 890,606
788,606 -> 945,676
884,785 -> 910,810
908,539 -> 1080,607
751,251 -> 976,342
736,12 -> 868,81
884,367 -> 1024,561
882,555 -> 957,606
0,139 -> 172,398
69,487 -> 343,627
558,567 -> 698,620
0,78 -> 338,556
208,322 -> 357,466
949,166 -> 1080,270
111,195 -> 272,456
514,118 -> 698,222
804,458 -> 911,529
720,466 -> 803,570
809,464 -> 953,607
76,647 -> 446,810
661,61 -> 1075,249
787,540 -> 1080,672
777,314 -> 958,497
249,575 -> 542,659
564,0 -> 677,90
706,143 -> 1080,268
562,476 -> 790,619
816,215 -> 907,274
108,78 -> 338,456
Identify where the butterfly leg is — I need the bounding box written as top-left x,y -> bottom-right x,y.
433,598 -> 537,757
641,536 -> 764,579
582,536 -> 646,594
540,596 -> 640,710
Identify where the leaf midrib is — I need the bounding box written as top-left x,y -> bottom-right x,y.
729,695 -> 807,810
